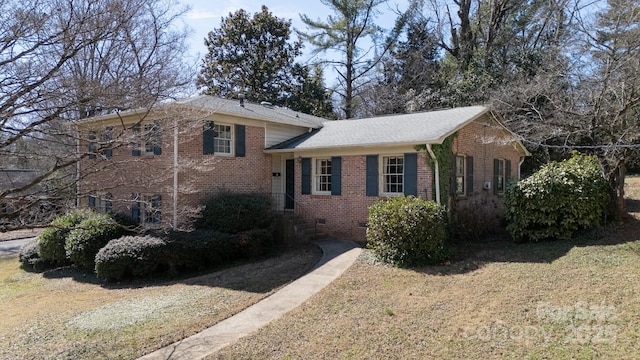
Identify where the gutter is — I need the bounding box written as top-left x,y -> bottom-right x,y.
426,144 -> 441,205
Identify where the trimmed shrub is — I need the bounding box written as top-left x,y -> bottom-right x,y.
95,235 -> 167,282
505,152 -> 609,241
163,229 -> 235,273
18,241 -> 50,271
234,228 -> 274,258
366,196 -> 449,267
65,213 -> 123,271
195,192 -> 276,233
37,209 -> 90,266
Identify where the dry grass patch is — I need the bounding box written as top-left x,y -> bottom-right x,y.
211,178 -> 640,359
0,243 -> 322,359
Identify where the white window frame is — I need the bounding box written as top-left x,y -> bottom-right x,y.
380,155 -> 404,196
495,158 -> 506,194
214,123 -> 233,156
142,194 -> 162,227
455,155 -> 466,195
141,123 -> 160,156
88,193 -> 112,213
313,158 -> 332,195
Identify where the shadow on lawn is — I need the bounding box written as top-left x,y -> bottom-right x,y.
40,243 -> 323,292
419,214 -> 640,276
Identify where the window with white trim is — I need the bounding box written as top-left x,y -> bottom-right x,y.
142,123 -> 159,155
381,155 -> 404,195
132,193 -> 162,226
313,158 -> 332,194
456,155 -> 466,195
88,193 -> 112,213
214,124 -> 232,155
143,194 -> 162,225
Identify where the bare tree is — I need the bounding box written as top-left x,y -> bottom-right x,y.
0,0 -> 192,229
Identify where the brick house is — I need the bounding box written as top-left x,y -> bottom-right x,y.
77,95 -> 528,241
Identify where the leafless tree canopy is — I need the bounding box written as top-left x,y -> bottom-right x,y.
0,0 -> 193,228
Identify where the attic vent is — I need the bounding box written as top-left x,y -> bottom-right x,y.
260,101 -> 273,108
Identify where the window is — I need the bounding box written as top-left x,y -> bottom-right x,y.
102,127 -> 113,158
144,195 -> 162,225
455,155 -> 466,195
133,121 -> 161,156
88,131 -> 96,159
313,158 -> 332,194
214,124 -> 232,155
88,193 -> 112,213
382,156 -> 404,195
143,122 -> 161,155
132,193 -> 161,226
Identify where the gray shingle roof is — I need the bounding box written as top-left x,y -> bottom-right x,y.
77,95 -> 327,129
268,106 -> 489,151
177,96 -> 326,128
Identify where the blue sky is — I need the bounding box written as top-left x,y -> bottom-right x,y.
181,0 -> 410,63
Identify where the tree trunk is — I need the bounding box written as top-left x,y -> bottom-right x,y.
606,158 -> 627,221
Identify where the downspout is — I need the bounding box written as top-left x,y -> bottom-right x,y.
518,156 -> 525,180
172,119 -> 178,230
426,144 -> 441,205
75,126 -> 81,209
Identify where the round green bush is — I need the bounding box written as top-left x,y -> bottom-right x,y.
37,209 -> 90,265
18,241 -> 49,271
366,196 -> 449,266
95,235 -> 167,282
65,213 -> 123,271
195,192 -> 276,233
505,152 -> 609,241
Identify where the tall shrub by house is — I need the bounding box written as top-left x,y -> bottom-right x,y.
366,196 -> 449,266
65,213 -> 123,271
505,152 -> 609,241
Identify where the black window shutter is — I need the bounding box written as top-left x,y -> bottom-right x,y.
132,125 -> 141,156
131,193 -> 140,223
404,153 -> 418,196
88,195 -> 95,209
153,120 -> 162,155
466,156 -> 474,196
366,155 -> 378,196
301,158 -> 311,195
203,121 -> 214,155
506,159 -> 512,183
331,156 -> 341,195
104,127 -> 112,158
235,124 -> 246,157
450,153 -> 457,196
493,159 -> 500,195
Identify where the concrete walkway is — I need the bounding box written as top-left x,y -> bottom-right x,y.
139,239 -> 361,360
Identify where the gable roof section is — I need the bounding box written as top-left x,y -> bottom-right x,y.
77,95 -> 326,129
267,106 -> 490,151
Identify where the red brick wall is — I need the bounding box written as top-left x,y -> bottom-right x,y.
295,152 -> 434,242
450,115 -> 525,228
293,115 -> 525,241
78,120 -> 271,228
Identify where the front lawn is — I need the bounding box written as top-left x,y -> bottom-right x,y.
0,244 -> 321,359
212,177 -> 640,359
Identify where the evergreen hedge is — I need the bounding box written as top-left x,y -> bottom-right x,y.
505,152 -> 609,241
